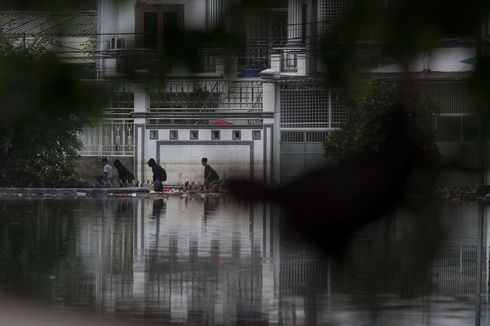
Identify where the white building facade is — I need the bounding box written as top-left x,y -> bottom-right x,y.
76,0 -> 480,185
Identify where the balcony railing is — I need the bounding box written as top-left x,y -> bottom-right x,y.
149,79 -> 263,110
78,119 -> 134,157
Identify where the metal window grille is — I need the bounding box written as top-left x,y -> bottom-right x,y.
252,130 -> 262,140
245,6 -> 287,70
319,0 -> 352,36
280,83 -> 346,129
306,131 -> 330,143
418,82 -> 474,114
318,0 -> 390,40
436,116 -> 461,142
436,115 -> 479,142
330,89 -> 347,127
281,131 -> 304,143
149,80 -> 263,110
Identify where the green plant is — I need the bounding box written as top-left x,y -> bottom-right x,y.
324,79 -> 440,168
0,35 -> 105,187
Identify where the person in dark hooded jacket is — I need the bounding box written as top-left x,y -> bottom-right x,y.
113,159 -> 135,186
147,158 -> 167,192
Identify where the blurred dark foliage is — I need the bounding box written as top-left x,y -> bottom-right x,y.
0,0 -> 97,11
321,0 -> 490,115
0,38 -> 106,187
230,101 -> 415,255
324,79 -> 440,168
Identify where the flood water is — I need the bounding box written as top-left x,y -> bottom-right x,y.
0,195 -> 489,325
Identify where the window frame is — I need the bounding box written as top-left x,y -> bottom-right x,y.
190,130 -> 199,140
136,4 -> 184,50
232,130 -> 241,140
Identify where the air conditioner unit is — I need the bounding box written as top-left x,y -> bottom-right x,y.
110,37 -> 125,50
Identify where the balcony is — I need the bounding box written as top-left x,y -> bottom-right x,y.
149,79 -> 263,111
78,120 -> 134,157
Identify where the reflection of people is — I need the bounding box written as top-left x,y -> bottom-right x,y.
101,158 -> 113,188
204,196 -> 219,218
114,159 -> 135,186
151,199 -> 165,219
147,158 -> 167,192
201,157 -> 219,192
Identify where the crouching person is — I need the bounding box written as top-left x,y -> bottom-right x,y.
114,159 -> 135,186
147,158 -> 167,192
201,157 -> 220,193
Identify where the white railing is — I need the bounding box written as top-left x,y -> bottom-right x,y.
78,119 -> 134,157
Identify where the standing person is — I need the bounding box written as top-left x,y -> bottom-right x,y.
201,157 -> 220,192
147,158 -> 167,192
113,159 -> 135,186
101,158 -> 113,188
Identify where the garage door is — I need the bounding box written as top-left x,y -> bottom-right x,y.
280,131 -> 329,184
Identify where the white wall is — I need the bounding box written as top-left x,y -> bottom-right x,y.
144,128 -> 265,185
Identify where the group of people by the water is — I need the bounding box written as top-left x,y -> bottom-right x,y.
95,158 -> 133,188
96,157 -> 220,192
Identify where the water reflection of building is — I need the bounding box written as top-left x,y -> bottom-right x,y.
68,199 -> 490,324
74,197 -> 280,324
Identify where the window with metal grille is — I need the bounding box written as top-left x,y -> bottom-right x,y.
252,130 -> 262,140
436,116 -> 461,142
417,82 -> 474,114
331,89 -> 347,127
280,84 -> 346,129
243,2 -> 287,70
110,92 -> 134,108
280,86 -> 328,128
318,0 -> 391,40
319,0 -> 352,36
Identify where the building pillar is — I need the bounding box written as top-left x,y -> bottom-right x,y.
133,83 -> 148,184
287,0 -> 303,46
206,0 -> 224,29
261,74 -> 282,184
263,82 -> 275,185
273,83 -> 281,184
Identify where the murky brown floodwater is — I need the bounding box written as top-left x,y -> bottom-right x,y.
0,195 -> 489,325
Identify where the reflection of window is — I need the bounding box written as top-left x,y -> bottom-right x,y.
137,5 -> 184,49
